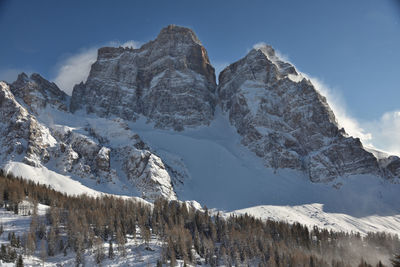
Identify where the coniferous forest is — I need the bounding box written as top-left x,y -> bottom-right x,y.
0,171 -> 399,267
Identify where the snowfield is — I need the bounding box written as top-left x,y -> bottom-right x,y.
129,109 -> 400,216
2,106 -> 400,239
3,161 -> 101,197
231,204 -> 400,236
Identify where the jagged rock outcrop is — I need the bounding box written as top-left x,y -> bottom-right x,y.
10,73 -> 68,113
378,155 -> 400,179
2,76 -> 178,200
217,45 -> 381,182
70,24 -> 217,130
121,148 -> 176,200
0,81 -> 55,167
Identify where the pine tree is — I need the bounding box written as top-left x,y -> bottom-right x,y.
40,240 -> 47,267
94,237 -> 104,265
75,245 -> 84,267
47,228 -> 57,256
392,254 -> 400,267
0,244 -> 7,262
58,239 -> 64,254
26,231 -> 36,256
142,225 -> 151,248
108,240 -> 114,259
75,234 -> 85,267
16,254 -> 24,267
8,247 -> 17,262
116,227 -> 126,257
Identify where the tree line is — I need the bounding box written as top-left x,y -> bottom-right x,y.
0,170 -> 399,266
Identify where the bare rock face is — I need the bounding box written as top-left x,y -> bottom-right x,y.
70,25 -> 217,130
121,148 -> 176,200
10,73 -> 68,113
49,118 -> 177,200
0,82 -> 55,167
378,156 -> 400,179
217,45 -> 381,182
3,75 -> 178,201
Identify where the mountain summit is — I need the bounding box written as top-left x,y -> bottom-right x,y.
218,44 -> 385,182
70,24 -> 216,130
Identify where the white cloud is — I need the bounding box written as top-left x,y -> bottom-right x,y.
364,111 -> 400,156
304,75 -> 373,143
253,42 -> 290,62
252,42 -> 400,156
53,47 -> 98,95
307,76 -> 400,156
252,43 -> 374,145
53,40 -> 140,95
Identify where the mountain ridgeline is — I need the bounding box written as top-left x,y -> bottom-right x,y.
1,24 -> 400,203
69,25 -> 398,183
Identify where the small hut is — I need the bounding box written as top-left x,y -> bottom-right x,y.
18,197 -> 34,216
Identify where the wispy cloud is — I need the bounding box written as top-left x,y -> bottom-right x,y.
53,40 -> 140,95
304,75 -> 400,156
53,47 -> 98,95
257,43 -> 400,156
304,76 -> 373,143
364,111 -> 400,156
253,42 -> 290,62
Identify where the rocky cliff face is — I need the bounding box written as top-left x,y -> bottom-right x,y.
10,73 -> 68,113
70,25 -> 216,130
49,118 -> 177,200
1,78 -> 178,201
217,45 -> 382,182
0,81 -> 55,167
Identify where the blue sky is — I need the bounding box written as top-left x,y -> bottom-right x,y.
1,0 -> 400,154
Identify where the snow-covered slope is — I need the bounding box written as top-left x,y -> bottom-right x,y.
3,161 -> 102,197
128,110 -> 400,217
1,80 -> 178,201
231,204 -> 400,236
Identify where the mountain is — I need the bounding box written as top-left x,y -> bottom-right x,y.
70,25 -> 216,130
3,74 -> 178,201
218,45 -> 382,182
2,25 -> 400,232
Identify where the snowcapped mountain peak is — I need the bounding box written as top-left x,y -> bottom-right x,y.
217,44 -> 387,182
251,43 -> 299,79
10,72 -> 68,113
71,25 -> 216,130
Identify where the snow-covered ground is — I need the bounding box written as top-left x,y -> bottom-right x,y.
129,109 -> 400,216
0,204 -> 47,246
231,203 -> 400,236
0,206 -> 196,267
3,162 -> 102,197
